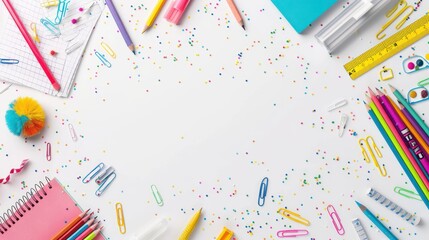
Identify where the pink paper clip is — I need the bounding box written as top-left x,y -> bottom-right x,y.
277,229 -> 309,238
164,0 -> 191,25
46,142 -> 51,161
327,204 -> 345,235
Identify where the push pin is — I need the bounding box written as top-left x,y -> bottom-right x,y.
50,50 -> 57,56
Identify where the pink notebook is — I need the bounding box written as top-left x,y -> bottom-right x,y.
0,178 -> 105,240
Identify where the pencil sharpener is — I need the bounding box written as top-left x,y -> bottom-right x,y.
403,56 -> 429,74
407,86 -> 429,105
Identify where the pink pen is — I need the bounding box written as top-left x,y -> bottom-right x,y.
164,0 -> 191,24
277,229 -> 309,238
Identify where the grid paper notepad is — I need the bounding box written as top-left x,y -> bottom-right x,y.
0,0 -> 103,97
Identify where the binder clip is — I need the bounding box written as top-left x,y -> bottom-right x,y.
379,67 -> 394,81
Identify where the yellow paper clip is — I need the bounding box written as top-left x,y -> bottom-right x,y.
41,0 -> 59,8
115,202 -> 126,234
358,136 -> 387,176
101,42 -> 116,59
30,22 -> 41,43
377,0 -> 413,39
379,68 -> 394,81
277,208 -> 310,226
216,227 -> 234,240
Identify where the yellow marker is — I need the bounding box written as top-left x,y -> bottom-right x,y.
179,208 -> 202,240
216,227 -> 233,240
142,0 -> 166,33
277,208 -> 310,226
344,14 -> 429,80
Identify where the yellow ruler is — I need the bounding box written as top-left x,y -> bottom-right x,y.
344,14 -> 429,80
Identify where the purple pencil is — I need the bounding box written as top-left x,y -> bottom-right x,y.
400,103 -> 429,146
105,0 -> 135,54
377,90 -> 429,174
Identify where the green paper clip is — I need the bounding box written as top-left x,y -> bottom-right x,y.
394,186 -> 422,201
151,185 -> 164,206
418,77 -> 429,87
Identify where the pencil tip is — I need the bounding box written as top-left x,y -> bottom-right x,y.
242,25 -> 245,30
142,26 -> 149,34
389,84 -> 395,91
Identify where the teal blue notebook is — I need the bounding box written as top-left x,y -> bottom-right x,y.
272,0 -> 338,33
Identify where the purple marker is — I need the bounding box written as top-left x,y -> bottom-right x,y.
400,103 -> 429,146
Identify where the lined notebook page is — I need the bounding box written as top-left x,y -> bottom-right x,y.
0,0 -> 103,97
0,178 -> 104,240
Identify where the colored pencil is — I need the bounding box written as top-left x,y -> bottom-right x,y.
75,222 -> 100,240
2,0 -> 61,91
67,217 -> 96,240
59,212 -> 93,240
366,96 -> 429,200
179,208 -> 202,240
400,103 -> 429,146
83,226 -> 103,240
390,84 -> 429,138
51,209 -> 90,240
366,103 -> 429,208
142,0 -> 166,33
355,201 -> 398,240
105,0 -> 135,54
226,0 -> 245,30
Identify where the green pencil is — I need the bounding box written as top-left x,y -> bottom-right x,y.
390,84 -> 429,138
367,99 -> 429,200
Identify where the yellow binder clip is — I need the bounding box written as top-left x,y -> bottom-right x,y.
358,136 -> 387,176
278,208 -> 310,226
377,0 -> 414,40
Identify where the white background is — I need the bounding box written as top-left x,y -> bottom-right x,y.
1,0 -> 429,239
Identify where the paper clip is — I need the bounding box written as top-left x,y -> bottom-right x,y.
358,136 -> 387,176
276,229 -> 309,238
339,113 -> 348,137
418,78 -> 429,87
216,227 -> 234,240
82,163 -> 105,183
101,42 -> 116,59
95,50 -> 112,68
377,0 -> 413,39
96,166 -> 114,184
40,18 -> 61,37
327,99 -> 347,112
55,0 -> 71,24
30,23 -> 41,43
258,177 -> 268,206
41,0 -> 59,8
46,142 -> 51,161
327,205 -> 345,235
95,171 -> 116,196
151,185 -> 164,206
0,59 -> 19,64
352,218 -> 369,240
68,123 -> 77,141
394,186 -> 422,201
65,40 -> 84,54
116,202 -> 126,234
278,208 -> 310,226
379,68 -> 394,81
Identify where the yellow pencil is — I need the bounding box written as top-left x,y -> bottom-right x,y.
142,0 -> 166,33
179,208 -> 202,240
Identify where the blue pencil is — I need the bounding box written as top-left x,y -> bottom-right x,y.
355,201 -> 398,240
367,104 -> 429,209
67,218 -> 96,240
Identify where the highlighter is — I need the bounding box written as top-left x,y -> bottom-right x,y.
164,0 -> 191,24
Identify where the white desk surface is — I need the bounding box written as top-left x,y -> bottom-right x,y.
1,0 -> 429,239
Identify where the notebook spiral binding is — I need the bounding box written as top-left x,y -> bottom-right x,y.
0,177 -> 52,234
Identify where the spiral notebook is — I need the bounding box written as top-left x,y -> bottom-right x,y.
0,178 -> 105,240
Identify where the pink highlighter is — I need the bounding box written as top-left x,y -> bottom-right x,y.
164,0 -> 191,24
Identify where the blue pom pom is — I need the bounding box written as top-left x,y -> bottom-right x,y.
5,109 -> 28,136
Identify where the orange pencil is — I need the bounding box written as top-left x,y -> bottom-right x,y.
51,209 -> 90,240
58,212 -> 94,240
226,0 -> 245,30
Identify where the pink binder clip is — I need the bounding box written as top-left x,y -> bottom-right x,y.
164,0 -> 191,25
327,204 -> 345,235
276,229 -> 308,238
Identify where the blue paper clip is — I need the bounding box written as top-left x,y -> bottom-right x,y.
82,162 -> 105,183
40,18 -> 61,36
96,166 -> 114,184
95,171 -> 116,196
95,50 -> 112,68
258,177 -> 269,206
55,0 -> 71,24
0,58 -> 19,64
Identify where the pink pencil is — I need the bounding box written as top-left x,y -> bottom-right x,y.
2,0 -> 61,91
226,0 -> 245,30
368,88 -> 429,190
